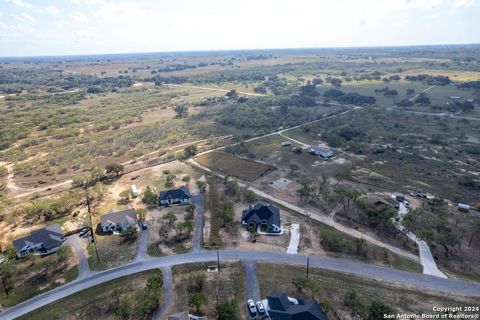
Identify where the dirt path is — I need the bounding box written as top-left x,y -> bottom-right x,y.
165,83 -> 268,97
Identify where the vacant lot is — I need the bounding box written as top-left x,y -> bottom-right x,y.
170,262 -> 246,319
18,269 -> 163,320
195,151 -> 276,181
256,263 -> 478,320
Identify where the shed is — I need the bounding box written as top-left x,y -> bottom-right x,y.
458,203 -> 470,212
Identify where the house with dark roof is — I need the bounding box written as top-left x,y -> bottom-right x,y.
159,186 -> 192,206
100,208 -> 138,234
241,203 -> 281,233
266,293 -> 328,320
12,224 -> 65,258
308,146 -> 333,160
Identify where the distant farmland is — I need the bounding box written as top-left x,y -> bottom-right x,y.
195,151 -> 276,181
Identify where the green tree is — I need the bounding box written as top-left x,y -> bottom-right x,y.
142,187 -> 157,207
184,146 -> 198,158
173,105 -> 188,118
123,226 -> 138,240
292,277 -> 310,293
162,211 -> 177,225
368,301 -> 394,320
114,296 -> 131,319
105,163 -> 124,177
219,199 -> 235,228
182,175 -> 191,184
216,300 -> 238,320
196,180 -> 206,192
188,292 -> 207,313
243,189 -> 257,203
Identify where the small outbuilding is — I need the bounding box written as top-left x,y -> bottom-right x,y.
458,203 -> 470,212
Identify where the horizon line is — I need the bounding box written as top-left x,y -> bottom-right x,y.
1,42 -> 480,60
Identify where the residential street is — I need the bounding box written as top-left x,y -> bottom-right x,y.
154,267 -> 173,320
3,249 -> 480,320
242,260 -> 261,302
134,227 -> 149,262
192,193 -> 205,252
64,235 -> 90,280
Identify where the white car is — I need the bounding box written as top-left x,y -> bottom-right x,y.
256,301 -> 265,314
247,299 -> 256,314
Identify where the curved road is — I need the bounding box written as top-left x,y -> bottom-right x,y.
3,249 -> 480,320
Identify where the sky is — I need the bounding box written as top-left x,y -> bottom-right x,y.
0,0 -> 479,57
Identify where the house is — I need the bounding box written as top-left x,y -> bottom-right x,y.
241,203 -> 281,233
307,146 -> 333,159
166,311 -> 207,320
12,224 -> 65,258
100,208 -> 138,234
159,186 -> 192,206
266,292 -> 328,320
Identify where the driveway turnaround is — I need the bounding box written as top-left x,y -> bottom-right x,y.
192,193 -> 205,252
3,249 -> 480,320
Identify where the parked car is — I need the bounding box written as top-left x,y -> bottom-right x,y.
404,201 -> 411,209
79,228 -> 89,237
247,299 -> 256,314
256,301 -> 265,314
141,222 -> 148,230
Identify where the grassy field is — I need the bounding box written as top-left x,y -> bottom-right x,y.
195,151 -> 276,181
18,269 -> 163,320
256,263 -> 478,319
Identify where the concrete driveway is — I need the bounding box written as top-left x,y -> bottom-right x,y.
154,267 -> 173,320
192,193 -> 205,252
286,224 -> 300,254
134,226 -> 149,262
64,235 -> 90,280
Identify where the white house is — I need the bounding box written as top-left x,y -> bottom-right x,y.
100,208 -> 138,234
12,224 -> 65,258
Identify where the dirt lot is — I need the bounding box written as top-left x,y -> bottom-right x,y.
195,152 -> 276,181
170,262 -> 246,319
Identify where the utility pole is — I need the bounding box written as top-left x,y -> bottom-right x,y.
217,250 -> 220,273
0,273 -> 8,297
306,257 -> 310,279
85,187 -> 100,264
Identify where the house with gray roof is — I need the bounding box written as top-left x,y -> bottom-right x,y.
308,146 -> 333,160
12,224 -> 65,258
241,203 -> 281,233
159,186 -> 192,206
266,292 -> 328,320
100,208 -> 138,234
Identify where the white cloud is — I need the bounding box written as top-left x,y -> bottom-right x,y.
13,12 -> 35,23
0,21 -> 7,30
45,5 -> 60,15
70,11 -> 89,22
453,0 -> 476,8
71,0 -> 105,5
6,0 -> 34,9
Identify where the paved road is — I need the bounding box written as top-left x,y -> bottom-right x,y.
4,249 -> 480,320
64,235 -> 91,280
154,267 -> 173,320
134,227 -> 149,262
242,260 -> 261,302
192,193 -> 205,252
189,158 -> 418,262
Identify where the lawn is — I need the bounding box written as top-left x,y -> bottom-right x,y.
195,151 -> 276,181
18,269 -> 163,320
